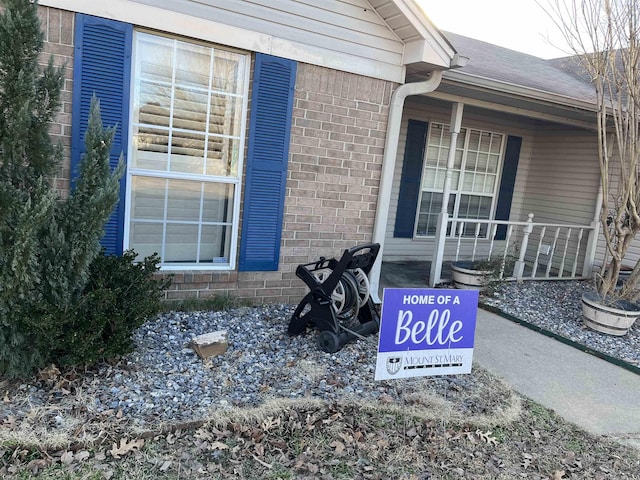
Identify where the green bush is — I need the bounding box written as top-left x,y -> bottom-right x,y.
0,0 -> 148,379
36,250 -> 172,367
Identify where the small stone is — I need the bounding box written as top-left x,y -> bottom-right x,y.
191,331 -> 228,359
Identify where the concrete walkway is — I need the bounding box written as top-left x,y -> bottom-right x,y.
378,261 -> 640,447
474,308 -> 640,446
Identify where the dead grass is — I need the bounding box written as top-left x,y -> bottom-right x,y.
2,364 -> 639,479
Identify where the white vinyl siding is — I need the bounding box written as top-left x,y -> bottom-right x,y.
124,31 -> 249,269
131,0 -> 405,81
523,126 -> 599,226
521,126 -> 599,274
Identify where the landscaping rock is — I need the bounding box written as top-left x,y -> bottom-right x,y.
190,330 -> 228,359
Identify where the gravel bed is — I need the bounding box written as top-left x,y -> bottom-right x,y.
483,280 -> 640,367
3,280 -> 638,428
2,304 -> 485,428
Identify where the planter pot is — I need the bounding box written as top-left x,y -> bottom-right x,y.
581,291 -> 640,336
451,261 -> 495,290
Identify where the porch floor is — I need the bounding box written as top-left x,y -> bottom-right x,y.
379,260 -> 453,291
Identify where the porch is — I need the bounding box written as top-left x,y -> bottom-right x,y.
375,213 -> 599,300
379,260 -> 443,291
368,91 -> 605,302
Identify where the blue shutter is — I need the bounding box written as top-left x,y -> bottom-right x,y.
394,120 -> 428,238
71,14 -> 132,255
239,54 -> 297,271
495,135 -> 522,240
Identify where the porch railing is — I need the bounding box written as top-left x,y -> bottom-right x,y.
438,213 -> 598,283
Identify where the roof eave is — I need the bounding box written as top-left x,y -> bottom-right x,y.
387,0 -> 458,69
443,70 -> 598,112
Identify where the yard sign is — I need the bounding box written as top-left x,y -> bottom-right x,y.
375,288 -> 479,380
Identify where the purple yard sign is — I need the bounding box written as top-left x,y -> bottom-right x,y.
375,288 -> 479,380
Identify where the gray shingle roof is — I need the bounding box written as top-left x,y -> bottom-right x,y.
442,31 -> 596,103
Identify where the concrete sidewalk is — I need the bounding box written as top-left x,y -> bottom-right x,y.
378,261 -> 640,446
474,308 -> 640,446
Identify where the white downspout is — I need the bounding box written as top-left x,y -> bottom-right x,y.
369,70 -> 444,303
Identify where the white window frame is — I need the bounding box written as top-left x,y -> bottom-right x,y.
414,122 -> 506,238
123,30 -> 250,270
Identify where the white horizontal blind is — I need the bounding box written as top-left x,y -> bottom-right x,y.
126,32 -> 248,266
416,123 -> 504,237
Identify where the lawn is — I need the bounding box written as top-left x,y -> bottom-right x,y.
1,362 -> 639,479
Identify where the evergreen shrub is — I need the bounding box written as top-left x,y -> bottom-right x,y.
35,251 -> 171,367
0,0 -> 171,378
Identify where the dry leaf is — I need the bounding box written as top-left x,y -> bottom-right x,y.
268,439 -> 288,452
75,451 -> 90,462
37,364 -> 60,382
210,441 -> 229,451
251,428 -> 264,442
476,429 -> 498,446
379,393 -> 394,404
60,451 -> 74,465
551,470 -> 566,480
261,416 -> 280,431
330,440 -> 346,455
110,438 -> 144,459
26,459 -> 49,474
160,460 -> 172,472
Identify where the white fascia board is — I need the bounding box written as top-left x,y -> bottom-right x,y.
390,0 -> 456,68
443,70 -> 598,113
404,39 -> 452,68
427,91 -> 597,130
39,0 -> 405,83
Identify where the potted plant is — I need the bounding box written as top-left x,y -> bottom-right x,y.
546,0 -> 640,335
451,255 -> 514,291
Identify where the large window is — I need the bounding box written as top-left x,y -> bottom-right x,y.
416,123 -> 504,237
125,32 -> 248,268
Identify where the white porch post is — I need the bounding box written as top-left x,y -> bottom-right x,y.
429,102 -> 464,286
582,183 -> 603,277
514,213 -> 534,279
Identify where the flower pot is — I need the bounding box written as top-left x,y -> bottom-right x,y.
451,261 -> 495,290
581,291 -> 640,336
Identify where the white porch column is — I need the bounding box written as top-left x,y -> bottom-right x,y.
429,102 -> 464,286
369,71 -> 444,303
514,213 -> 534,279
583,183 -> 603,277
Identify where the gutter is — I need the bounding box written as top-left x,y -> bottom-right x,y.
369,70 -> 444,304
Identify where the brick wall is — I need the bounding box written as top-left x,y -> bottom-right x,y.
37,7 -> 395,305
166,64 -> 394,305
38,6 -> 74,199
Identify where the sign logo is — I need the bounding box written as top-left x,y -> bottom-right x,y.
386,356 -> 402,375
374,288 -> 479,381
